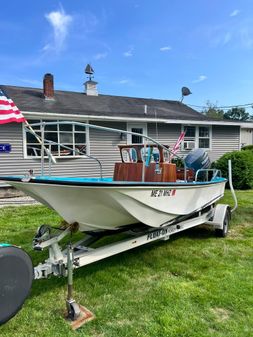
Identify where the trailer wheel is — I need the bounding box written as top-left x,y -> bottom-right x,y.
0,245 -> 33,325
215,208 -> 230,238
66,301 -> 81,321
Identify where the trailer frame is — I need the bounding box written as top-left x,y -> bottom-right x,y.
33,202 -> 230,280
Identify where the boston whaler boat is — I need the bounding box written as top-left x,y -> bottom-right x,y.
0,122 -> 236,325
1,122 -> 227,231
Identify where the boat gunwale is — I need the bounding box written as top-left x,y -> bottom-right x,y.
0,176 -> 227,188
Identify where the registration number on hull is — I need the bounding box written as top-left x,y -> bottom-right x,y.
150,189 -> 176,197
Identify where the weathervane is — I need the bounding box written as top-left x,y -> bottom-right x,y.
85,64 -> 95,81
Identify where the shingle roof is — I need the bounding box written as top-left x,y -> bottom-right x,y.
0,84 -> 209,121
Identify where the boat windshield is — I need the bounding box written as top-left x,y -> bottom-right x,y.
121,148 -> 138,163
141,146 -> 160,163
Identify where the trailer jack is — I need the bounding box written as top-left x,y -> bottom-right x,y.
65,244 -> 95,330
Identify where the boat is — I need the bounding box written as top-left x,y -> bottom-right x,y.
0,122 -> 227,232
0,121 -> 234,325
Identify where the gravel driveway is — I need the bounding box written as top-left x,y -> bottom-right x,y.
0,196 -> 40,208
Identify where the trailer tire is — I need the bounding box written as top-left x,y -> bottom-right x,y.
215,208 -> 230,238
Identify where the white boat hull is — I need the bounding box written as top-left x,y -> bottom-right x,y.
7,179 -> 226,231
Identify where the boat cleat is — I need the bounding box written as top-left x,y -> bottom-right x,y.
21,169 -> 34,182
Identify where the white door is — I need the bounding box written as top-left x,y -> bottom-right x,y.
127,123 -> 147,144
241,128 -> 253,147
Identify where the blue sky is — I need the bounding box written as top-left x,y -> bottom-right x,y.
1,0 -> 253,110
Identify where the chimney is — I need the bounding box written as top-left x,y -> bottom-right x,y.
43,73 -> 54,100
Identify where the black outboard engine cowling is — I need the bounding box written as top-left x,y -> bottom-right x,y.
184,148 -> 211,172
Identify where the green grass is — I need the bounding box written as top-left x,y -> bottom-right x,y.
1,190 -> 253,337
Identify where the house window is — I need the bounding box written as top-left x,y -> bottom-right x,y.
182,125 -> 211,150
127,123 -> 147,144
183,126 -> 196,150
199,126 -> 210,149
24,120 -> 89,158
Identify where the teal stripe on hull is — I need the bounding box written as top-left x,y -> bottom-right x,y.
0,243 -> 11,247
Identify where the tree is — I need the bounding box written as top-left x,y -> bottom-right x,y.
223,107 -> 252,121
202,101 -> 224,120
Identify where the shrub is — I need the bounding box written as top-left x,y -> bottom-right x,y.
171,157 -> 184,167
214,150 -> 253,189
241,145 -> 253,152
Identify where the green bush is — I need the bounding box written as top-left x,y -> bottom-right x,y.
241,145 -> 253,152
171,157 -> 184,167
214,150 -> 253,189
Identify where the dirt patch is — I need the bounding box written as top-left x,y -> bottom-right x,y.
210,307 -> 230,322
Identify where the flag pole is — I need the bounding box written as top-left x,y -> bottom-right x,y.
0,88 -> 56,169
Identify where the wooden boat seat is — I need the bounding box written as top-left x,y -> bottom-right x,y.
113,162 -> 177,182
176,168 -> 195,181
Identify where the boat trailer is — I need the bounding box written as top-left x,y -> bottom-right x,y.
0,201 -> 231,328
33,203 -> 230,280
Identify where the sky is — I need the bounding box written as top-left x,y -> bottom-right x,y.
1,0 -> 253,111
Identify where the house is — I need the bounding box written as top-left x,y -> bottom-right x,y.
0,73 -> 253,181
241,127 -> 253,147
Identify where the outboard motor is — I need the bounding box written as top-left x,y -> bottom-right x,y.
0,244 -> 33,325
185,148 -> 211,172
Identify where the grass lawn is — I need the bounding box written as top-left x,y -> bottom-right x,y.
0,190 -> 253,337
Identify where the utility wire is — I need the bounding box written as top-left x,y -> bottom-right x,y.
188,102 -> 253,110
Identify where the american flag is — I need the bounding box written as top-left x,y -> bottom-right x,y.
0,89 -> 26,125
170,131 -> 186,160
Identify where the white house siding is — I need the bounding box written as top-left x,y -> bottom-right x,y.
0,121 -> 126,179
0,122 -> 240,180
148,123 -> 240,162
0,122 -> 95,177
148,123 -> 181,146
208,125 -> 240,161
241,128 -> 253,147
89,121 -> 126,177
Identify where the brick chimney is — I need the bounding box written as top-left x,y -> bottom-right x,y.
43,73 -> 54,100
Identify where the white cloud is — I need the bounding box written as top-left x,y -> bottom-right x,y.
160,46 -> 172,52
44,8 -> 72,52
42,43 -> 50,52
192,75 -> 207,83
119,79 -> 130,84
239,27 -> 253,49
94,52 -> 108,60
197,18 -> 253,50
123,47 -> 134,57
19,78 -> 41,86
207,26 -> 233,47
116,78 -> 134,85
223,32 -> 232,45
230,9 -> 240,17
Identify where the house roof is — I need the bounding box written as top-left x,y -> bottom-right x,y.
0,85 -> 209,121
1,85 -> 253,128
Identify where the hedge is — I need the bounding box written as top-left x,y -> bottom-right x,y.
214,150 -> 253,189
241,145 -> 253,152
